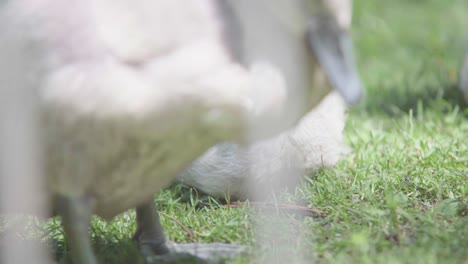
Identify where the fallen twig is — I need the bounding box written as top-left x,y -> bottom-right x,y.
157,211 -> 196,242
224,202 -> 326,216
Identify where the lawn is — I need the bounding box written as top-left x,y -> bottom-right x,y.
9,0 -> 468,263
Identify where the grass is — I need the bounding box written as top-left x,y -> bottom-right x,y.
4,0 -> 468,263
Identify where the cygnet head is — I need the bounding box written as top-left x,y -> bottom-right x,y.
306,0 -> 364,105
222,0 -> 363,139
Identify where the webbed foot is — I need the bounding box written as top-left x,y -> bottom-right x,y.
134,199 -> 245,263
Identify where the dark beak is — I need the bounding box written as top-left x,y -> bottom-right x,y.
307,16 -> 363,105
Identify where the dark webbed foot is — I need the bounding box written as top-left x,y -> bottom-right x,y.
133,200 -> 209,263
134,199 -> 245,263
171,243 -> 246,262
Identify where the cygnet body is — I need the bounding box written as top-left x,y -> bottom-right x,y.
0,0 -> 362,263
177,91 -> 349,199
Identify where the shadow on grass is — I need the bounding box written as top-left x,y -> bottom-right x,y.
357,73 -> 467,117
53,236 -> 209,264
48,235 -> 145,264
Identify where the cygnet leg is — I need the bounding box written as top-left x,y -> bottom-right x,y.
133,199 -> 170,257
56,195 -> 97,264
